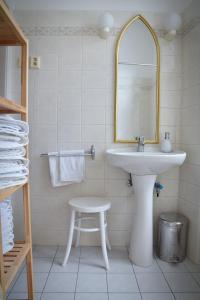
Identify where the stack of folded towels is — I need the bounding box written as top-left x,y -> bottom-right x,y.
0,115 -> 29,189
0,198 -> 14,254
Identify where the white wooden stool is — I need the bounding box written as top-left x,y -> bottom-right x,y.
62,197 -> 111,270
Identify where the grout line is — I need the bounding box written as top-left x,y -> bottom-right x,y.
190,272 -> 200,288
155,257 -> 176,300
74,246 -> 81,299
40,245 -> 59,299
131,257 -> 142,300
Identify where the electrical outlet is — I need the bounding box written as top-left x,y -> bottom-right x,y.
29,56 -> 41,69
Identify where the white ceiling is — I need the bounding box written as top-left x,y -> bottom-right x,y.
6,0 -> 193,13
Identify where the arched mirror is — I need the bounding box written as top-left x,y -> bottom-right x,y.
114,15 -> 160,143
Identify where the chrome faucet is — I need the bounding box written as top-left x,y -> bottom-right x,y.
136,136 -> 145,152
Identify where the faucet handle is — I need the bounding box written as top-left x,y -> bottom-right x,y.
136,136 -> 145,144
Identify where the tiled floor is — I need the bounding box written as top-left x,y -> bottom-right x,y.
7,246 -> 200,300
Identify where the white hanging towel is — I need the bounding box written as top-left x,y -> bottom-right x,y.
48,150 -> 85,187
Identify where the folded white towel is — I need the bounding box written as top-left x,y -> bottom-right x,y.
0,177 -> 28,189
48,150 -> 85,187
0,198 -> 14,254
0,158 -> 29,173
0,134 -> 28,150
0,115 -> 29,137
0,147 -> 26,158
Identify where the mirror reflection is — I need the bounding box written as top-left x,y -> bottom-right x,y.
115,15 -> 160,143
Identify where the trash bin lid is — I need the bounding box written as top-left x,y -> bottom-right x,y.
159,212 -> 188,226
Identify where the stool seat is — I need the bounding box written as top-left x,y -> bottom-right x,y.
69,197 -> 111,213
62,196 -> 111,270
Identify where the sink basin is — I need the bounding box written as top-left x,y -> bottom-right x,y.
106,148 -> 186,267
106,149 -> 186,175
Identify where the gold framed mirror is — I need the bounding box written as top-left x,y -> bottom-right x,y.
114,15 -> 160,144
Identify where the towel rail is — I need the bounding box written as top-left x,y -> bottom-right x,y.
40,145 -> 95,160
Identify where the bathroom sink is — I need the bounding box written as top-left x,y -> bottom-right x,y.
106,149 -> 186,175
106,148 -> 186,267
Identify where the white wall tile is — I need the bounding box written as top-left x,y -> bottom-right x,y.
82,36 -> 107,68
83,70 -> 107,89
178,23 -> 200,263
59,124 -> 81,144
82,125 -> 106,143
37,70 -> 58,89
82,89 -> 107,107
59,89 -> 82,107
82,107 -> 106,125
59,70 -> 82,89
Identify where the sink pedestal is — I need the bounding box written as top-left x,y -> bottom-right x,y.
129,174 -> 157,267
106,148 -> 186,267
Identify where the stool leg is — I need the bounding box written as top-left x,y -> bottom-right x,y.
105,213 -> 111,251
62,209 -> 75,266
75,212 -> 81,248
106,229 -> 111,251
99,211 -> 109,270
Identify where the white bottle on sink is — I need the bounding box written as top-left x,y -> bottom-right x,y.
160,132 -> 172,153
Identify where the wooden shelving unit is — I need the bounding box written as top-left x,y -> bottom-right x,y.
0,1 -> 34,299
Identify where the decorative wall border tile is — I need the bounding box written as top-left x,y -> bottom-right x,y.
22,17 -> 200,38
22,26 -> 121,36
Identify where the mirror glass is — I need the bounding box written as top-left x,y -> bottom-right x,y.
115,15 -> 160,143
0,46 -> 21,104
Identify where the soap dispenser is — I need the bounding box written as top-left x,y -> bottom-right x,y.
160,132 -> 172,153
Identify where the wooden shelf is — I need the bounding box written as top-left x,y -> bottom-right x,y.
0,97 -> 26,114
3,242 -> 30,290
0,184 -> 26,202
0,0 -> 27,45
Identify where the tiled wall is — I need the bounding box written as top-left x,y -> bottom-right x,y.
12,10 -> 181,246
178,0 -> 200,263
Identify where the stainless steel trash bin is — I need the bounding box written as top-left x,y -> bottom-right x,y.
157,212 -> 189,263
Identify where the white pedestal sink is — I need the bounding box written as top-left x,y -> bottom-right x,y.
106,149 -> 186,267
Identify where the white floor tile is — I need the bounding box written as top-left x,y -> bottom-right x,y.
108,257 -> 134,273
79,257 -> 106,273
136,273 -> 170,293
164,273 -> 200,293
174,293 -> 200,300
80,246 -> 102,259
51,257 -> 79,273
23,257 -> 53,273
33,245 -> 57,258
44,273 -> 77,292
107,274 -> 139,293
133,260 -> 161,273
184,259 -> 200,273
76,274 -> 107,292
191,273 -> 200,285
8,293 -> 41,300
75,293 -> 108,300
11,273 -> 48,293
108,247 -> 128,258
157,259 -> 188,273
141,293 -> 175,300
109,293 -> 142,300
9,249 -> 200,300
41,293 -> 74,300
56,246 -> 81,258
